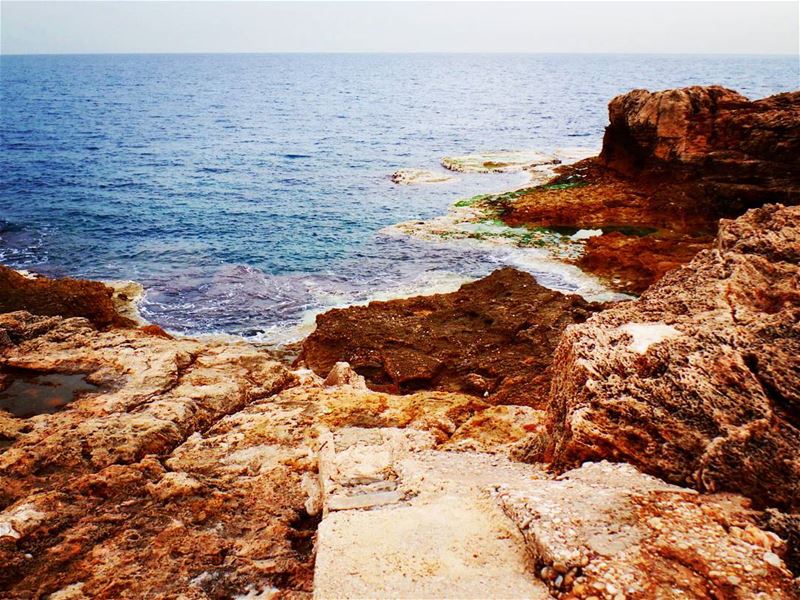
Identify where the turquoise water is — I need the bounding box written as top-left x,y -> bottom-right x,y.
1,53 -> 797,338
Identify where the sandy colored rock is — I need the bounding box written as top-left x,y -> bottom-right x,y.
322,361 -> 366,388
0,312 -> 295,502
0,315 -> 543,597
443,404 -> 546,453
495,461 -> 797,598
298,267 -> 602,406
544,205 -> 800,511
313,427 -> 550,599
0,311 -> 316,598
104,279 -> 146,325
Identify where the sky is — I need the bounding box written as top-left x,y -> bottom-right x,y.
1,1 -> 798,55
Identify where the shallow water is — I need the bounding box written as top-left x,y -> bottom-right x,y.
0,369 -> 97,418
1,53 -> 796,339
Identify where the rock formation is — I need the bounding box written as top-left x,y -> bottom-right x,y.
499,87 -> 800,293
2,86 -> 799,598
600,87 -> 800,214
543,204 -> 800,513
0,266 -> 135,329
297,267 -> 602,406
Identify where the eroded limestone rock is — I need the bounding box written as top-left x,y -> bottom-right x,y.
0,312 -> 314,598
495,461 -> 797,599
544,205 -> 800,511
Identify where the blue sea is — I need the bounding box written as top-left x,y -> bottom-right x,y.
1,54 -> 797,340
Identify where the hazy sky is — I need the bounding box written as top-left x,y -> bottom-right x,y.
2,1 -> 798,55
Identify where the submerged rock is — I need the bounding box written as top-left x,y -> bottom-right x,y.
442,150 -> 558,173
543,204 -> 800,511
297,267 -> 603,406
440,148 -> 595,175
389,168 -> 453,184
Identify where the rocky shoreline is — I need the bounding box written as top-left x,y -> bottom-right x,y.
1,86 -> 799,599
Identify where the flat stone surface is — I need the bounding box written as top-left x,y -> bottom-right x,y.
314,436 -> 549,600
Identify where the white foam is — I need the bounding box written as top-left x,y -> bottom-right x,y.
500,246 -> 632,303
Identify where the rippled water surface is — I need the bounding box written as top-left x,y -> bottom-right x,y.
1,54 -> 796,338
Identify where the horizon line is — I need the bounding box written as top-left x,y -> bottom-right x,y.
2,50 -> 798,57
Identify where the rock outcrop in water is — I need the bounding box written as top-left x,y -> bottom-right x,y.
297,268 -> 602,406
542,205 -> 800,513
0,266 -> 136,330
499,86 -> 800,293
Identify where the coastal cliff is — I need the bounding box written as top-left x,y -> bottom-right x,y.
2,86 -> 800,598
497,86 -> 800,293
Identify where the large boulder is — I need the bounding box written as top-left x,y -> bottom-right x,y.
297,268 -> 602,406
543,204 -> 800,511
599,86 -> 800,214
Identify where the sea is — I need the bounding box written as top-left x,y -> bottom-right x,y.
1,53 -> 797,341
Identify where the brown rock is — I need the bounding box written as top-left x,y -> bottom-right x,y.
297,268 -> 602,407
495,461 -> 797,598
0,311 -> 315,598
139,323 -> 173,339
601,87 -> 800,200
543,205 -> 800,511
0,266 -> 134,329
576,231 -> 712,295
500,87 -> 800,293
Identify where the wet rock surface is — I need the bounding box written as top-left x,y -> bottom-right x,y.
544,204 -> 800,512
497,87 -> 800,293
0,266 -> 136,330
297,267 -> 603,406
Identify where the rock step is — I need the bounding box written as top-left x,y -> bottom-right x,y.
312,426 -> 550,599
311,425 -> 798,599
